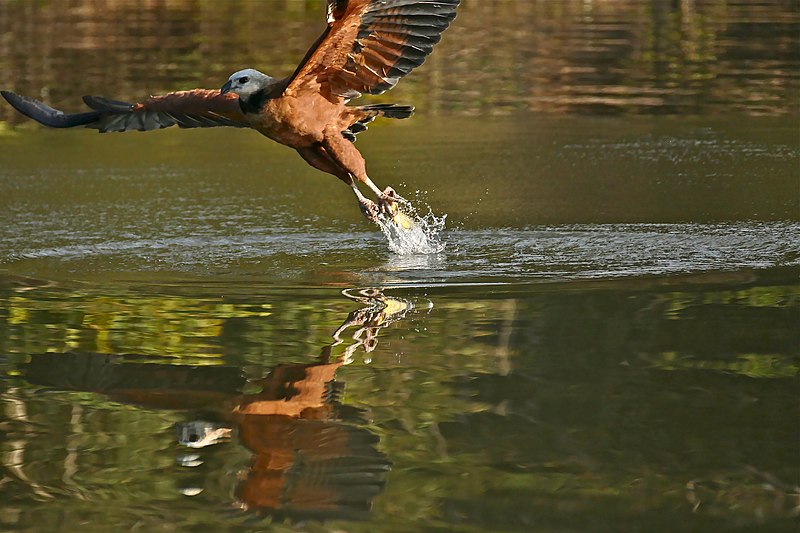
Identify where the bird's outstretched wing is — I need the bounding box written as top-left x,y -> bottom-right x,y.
286,0 -> 460,100
1,90 -> 248,132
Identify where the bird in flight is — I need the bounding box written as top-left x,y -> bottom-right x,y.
1,0 -> 460,225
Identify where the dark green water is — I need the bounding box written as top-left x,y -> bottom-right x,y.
1,1 -> 799,531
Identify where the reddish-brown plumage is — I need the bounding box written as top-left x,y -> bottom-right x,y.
134,89 -> 241,115
261,0 -> 459,214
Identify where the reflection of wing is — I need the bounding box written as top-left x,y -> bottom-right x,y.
21,352 -> 246,409
286,0 -> 460,99
1,89 -> 248,133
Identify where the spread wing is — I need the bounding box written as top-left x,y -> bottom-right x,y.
285,0 -> 460,100
1,89 -> 248,132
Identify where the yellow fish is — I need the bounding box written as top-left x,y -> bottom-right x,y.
392,209 -> 416,230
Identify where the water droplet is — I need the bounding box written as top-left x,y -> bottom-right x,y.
375,205 -> 447,255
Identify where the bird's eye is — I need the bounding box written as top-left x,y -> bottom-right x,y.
239,76 -> 250,84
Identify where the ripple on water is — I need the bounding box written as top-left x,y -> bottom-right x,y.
1,220 -> 798,284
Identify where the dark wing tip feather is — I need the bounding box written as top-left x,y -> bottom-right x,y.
2,90 -> 101,128
360,103 -> 415,119
289,0 -> 459,99
335,0 -> 461,96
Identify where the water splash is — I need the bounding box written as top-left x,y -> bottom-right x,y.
375,203 -> 447,255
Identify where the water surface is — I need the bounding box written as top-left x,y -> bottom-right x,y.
1,114 -> 797,281
1,270 -> 798,532
0,1 -> 799,532
2,111 -> 798,532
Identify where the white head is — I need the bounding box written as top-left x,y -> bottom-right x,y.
220,69 -> 275,99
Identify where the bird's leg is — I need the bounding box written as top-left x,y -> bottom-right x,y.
361,177 -> 409,206
320,131 -> 409,216
364,182 -> 410,222
350,182 -> 380,223
296,146 -> 379,223
376,184 -> 411,210
353,175 -> 410,210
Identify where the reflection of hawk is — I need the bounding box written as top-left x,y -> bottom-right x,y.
1,0 -> 460,224
232,358 -> 390,520
22,351 -> 390,521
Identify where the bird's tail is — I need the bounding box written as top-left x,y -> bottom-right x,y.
343,103 -> 414,142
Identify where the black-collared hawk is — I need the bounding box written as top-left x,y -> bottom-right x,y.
1,0 -> 461,224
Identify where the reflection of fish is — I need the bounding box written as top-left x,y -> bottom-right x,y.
335,288 -> 414,361
1,0 -> 459,228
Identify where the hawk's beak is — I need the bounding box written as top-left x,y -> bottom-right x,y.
220,80 -> 233,95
